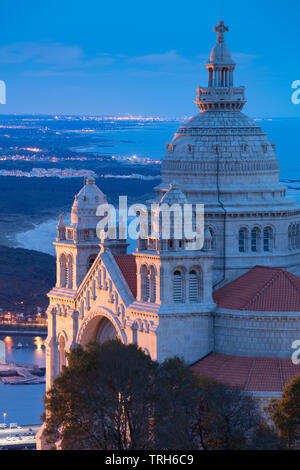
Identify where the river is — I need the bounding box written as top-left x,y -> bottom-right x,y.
0,334 -> 46,426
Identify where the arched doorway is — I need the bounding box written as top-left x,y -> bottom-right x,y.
95,317 -> 117,343
77,310 -> 124,347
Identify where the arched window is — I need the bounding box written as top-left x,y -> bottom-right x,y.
173,270 -> 184,303
263,227 -> 273,252
66,254 -> 73,289
141,265 -> 149,302
140,265 -> 156,303
288,223 -> 299,250
59,254 -> 67,288
87,254 -> 97,272
251,228 -> 260,253
149,266 -> 156,303
189,270 -> 202,303
239,228 -> 248,253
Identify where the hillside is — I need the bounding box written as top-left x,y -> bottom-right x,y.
0,245 -> 56,314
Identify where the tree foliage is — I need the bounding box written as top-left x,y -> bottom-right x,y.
43,340 -> 283,450
43,340 -> 157,450
154,357 -> 199,450
267,375 -> 300,448
192,376 -> 261,450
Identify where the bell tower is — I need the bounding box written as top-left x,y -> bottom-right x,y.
134,183 -> 216,361
134,183 -> 216,309
195,20 -> 246,112
54,178 -> 108,291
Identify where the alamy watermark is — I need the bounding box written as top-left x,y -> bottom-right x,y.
95,196 -> 205,251
291,340 -> 300,365
0,81 -> 5,104
291,80 -> 300,105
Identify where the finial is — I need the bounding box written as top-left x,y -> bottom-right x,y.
58,214 -> 65,227
169,180 -> 179,190
213,20 -> 229,44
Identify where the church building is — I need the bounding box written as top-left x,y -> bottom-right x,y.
37,21 -> 300,449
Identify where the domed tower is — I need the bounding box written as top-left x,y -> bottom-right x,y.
54,178 -> 108,291
156,21 -> 300,286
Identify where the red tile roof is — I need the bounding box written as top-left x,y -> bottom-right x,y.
213,266 -> 300,312
114,254 -> 137,297
192,353 -> 300,393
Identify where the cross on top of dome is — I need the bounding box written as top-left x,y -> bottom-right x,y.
213,21 -> 229,44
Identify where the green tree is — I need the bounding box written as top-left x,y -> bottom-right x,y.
43,340 -> 158,450
267,375 -> 300,448
42,339 -> 275,450
42,341 -> 199,450
154,357 -> 199,450
192,376 -> 261,450
247,420 -> 286,450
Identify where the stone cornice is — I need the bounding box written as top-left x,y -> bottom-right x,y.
215,308 -> 300,319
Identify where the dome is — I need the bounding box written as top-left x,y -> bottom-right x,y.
71,178 -> 107,227
73,178 -> 106,211
159,110 -> 293,211
160,182 -> 188,205
209,43 -> 235,65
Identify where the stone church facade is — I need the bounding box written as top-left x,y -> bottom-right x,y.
37,21 -> 300,449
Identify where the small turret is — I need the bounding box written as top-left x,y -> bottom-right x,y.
195,20 -> 246,112
56,214 -> 66,241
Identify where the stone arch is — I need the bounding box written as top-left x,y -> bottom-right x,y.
76,308 -> 126,347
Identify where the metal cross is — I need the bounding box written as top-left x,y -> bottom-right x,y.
213,21 -> 229,43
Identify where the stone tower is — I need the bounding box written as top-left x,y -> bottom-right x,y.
54,178 -> 108,291
134,183 -> 216,362
156,21 -> 300,286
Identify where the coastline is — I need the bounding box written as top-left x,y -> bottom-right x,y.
0,208 -> 68,250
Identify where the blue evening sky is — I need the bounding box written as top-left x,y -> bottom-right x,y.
0,0 -> 299,117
